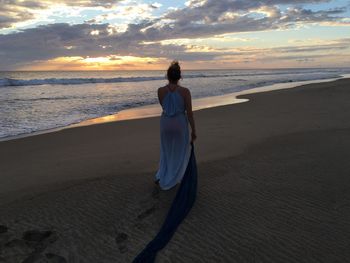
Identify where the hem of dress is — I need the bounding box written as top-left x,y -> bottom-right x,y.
159,143 -> 192,191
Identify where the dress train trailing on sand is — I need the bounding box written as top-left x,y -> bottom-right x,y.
133,144 -> 197,263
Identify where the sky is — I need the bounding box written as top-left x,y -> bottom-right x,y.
0,0 -> 349,70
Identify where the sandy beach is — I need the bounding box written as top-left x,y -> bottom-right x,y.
1,78 -> 350,262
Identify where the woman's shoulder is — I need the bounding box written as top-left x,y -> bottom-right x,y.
178,86 -> 191,96
158,85 -> 168,95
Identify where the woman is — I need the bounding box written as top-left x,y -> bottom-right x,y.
133,62 -> 198,262
155,61 -> 197,190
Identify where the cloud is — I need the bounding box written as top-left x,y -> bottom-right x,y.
167,0 -> 333,22
59,0 -> 122,8
86,2 -> 161,24
0,23 -> 110,67
0,1 -> 47,28
139,0 -> 348,41
0,0 -> 125,29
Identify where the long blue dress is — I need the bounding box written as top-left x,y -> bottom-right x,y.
155,86 -> 191,190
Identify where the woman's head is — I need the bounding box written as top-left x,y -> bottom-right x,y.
167,61 -> 181,83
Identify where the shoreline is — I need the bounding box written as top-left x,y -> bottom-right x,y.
1,74 -> 349,142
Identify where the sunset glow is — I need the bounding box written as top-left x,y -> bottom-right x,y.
24,56 -> 161,70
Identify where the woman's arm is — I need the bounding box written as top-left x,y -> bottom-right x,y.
157,87 -> 162,105
184,88 -> 197,142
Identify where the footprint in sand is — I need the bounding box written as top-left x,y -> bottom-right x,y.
115,232 -> 128,253
137,205 -> 156,220
3,229 -> 59,263
23,230 -> 58,252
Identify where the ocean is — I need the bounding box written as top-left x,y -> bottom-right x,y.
1,68 -> 349,140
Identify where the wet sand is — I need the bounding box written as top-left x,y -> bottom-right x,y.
1,78 -> 350,262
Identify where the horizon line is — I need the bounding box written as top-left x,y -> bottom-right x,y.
1,66 -> 350,72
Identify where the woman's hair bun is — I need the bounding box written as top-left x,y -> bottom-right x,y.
171,61 -> 180,68
167,61 -> 181,83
